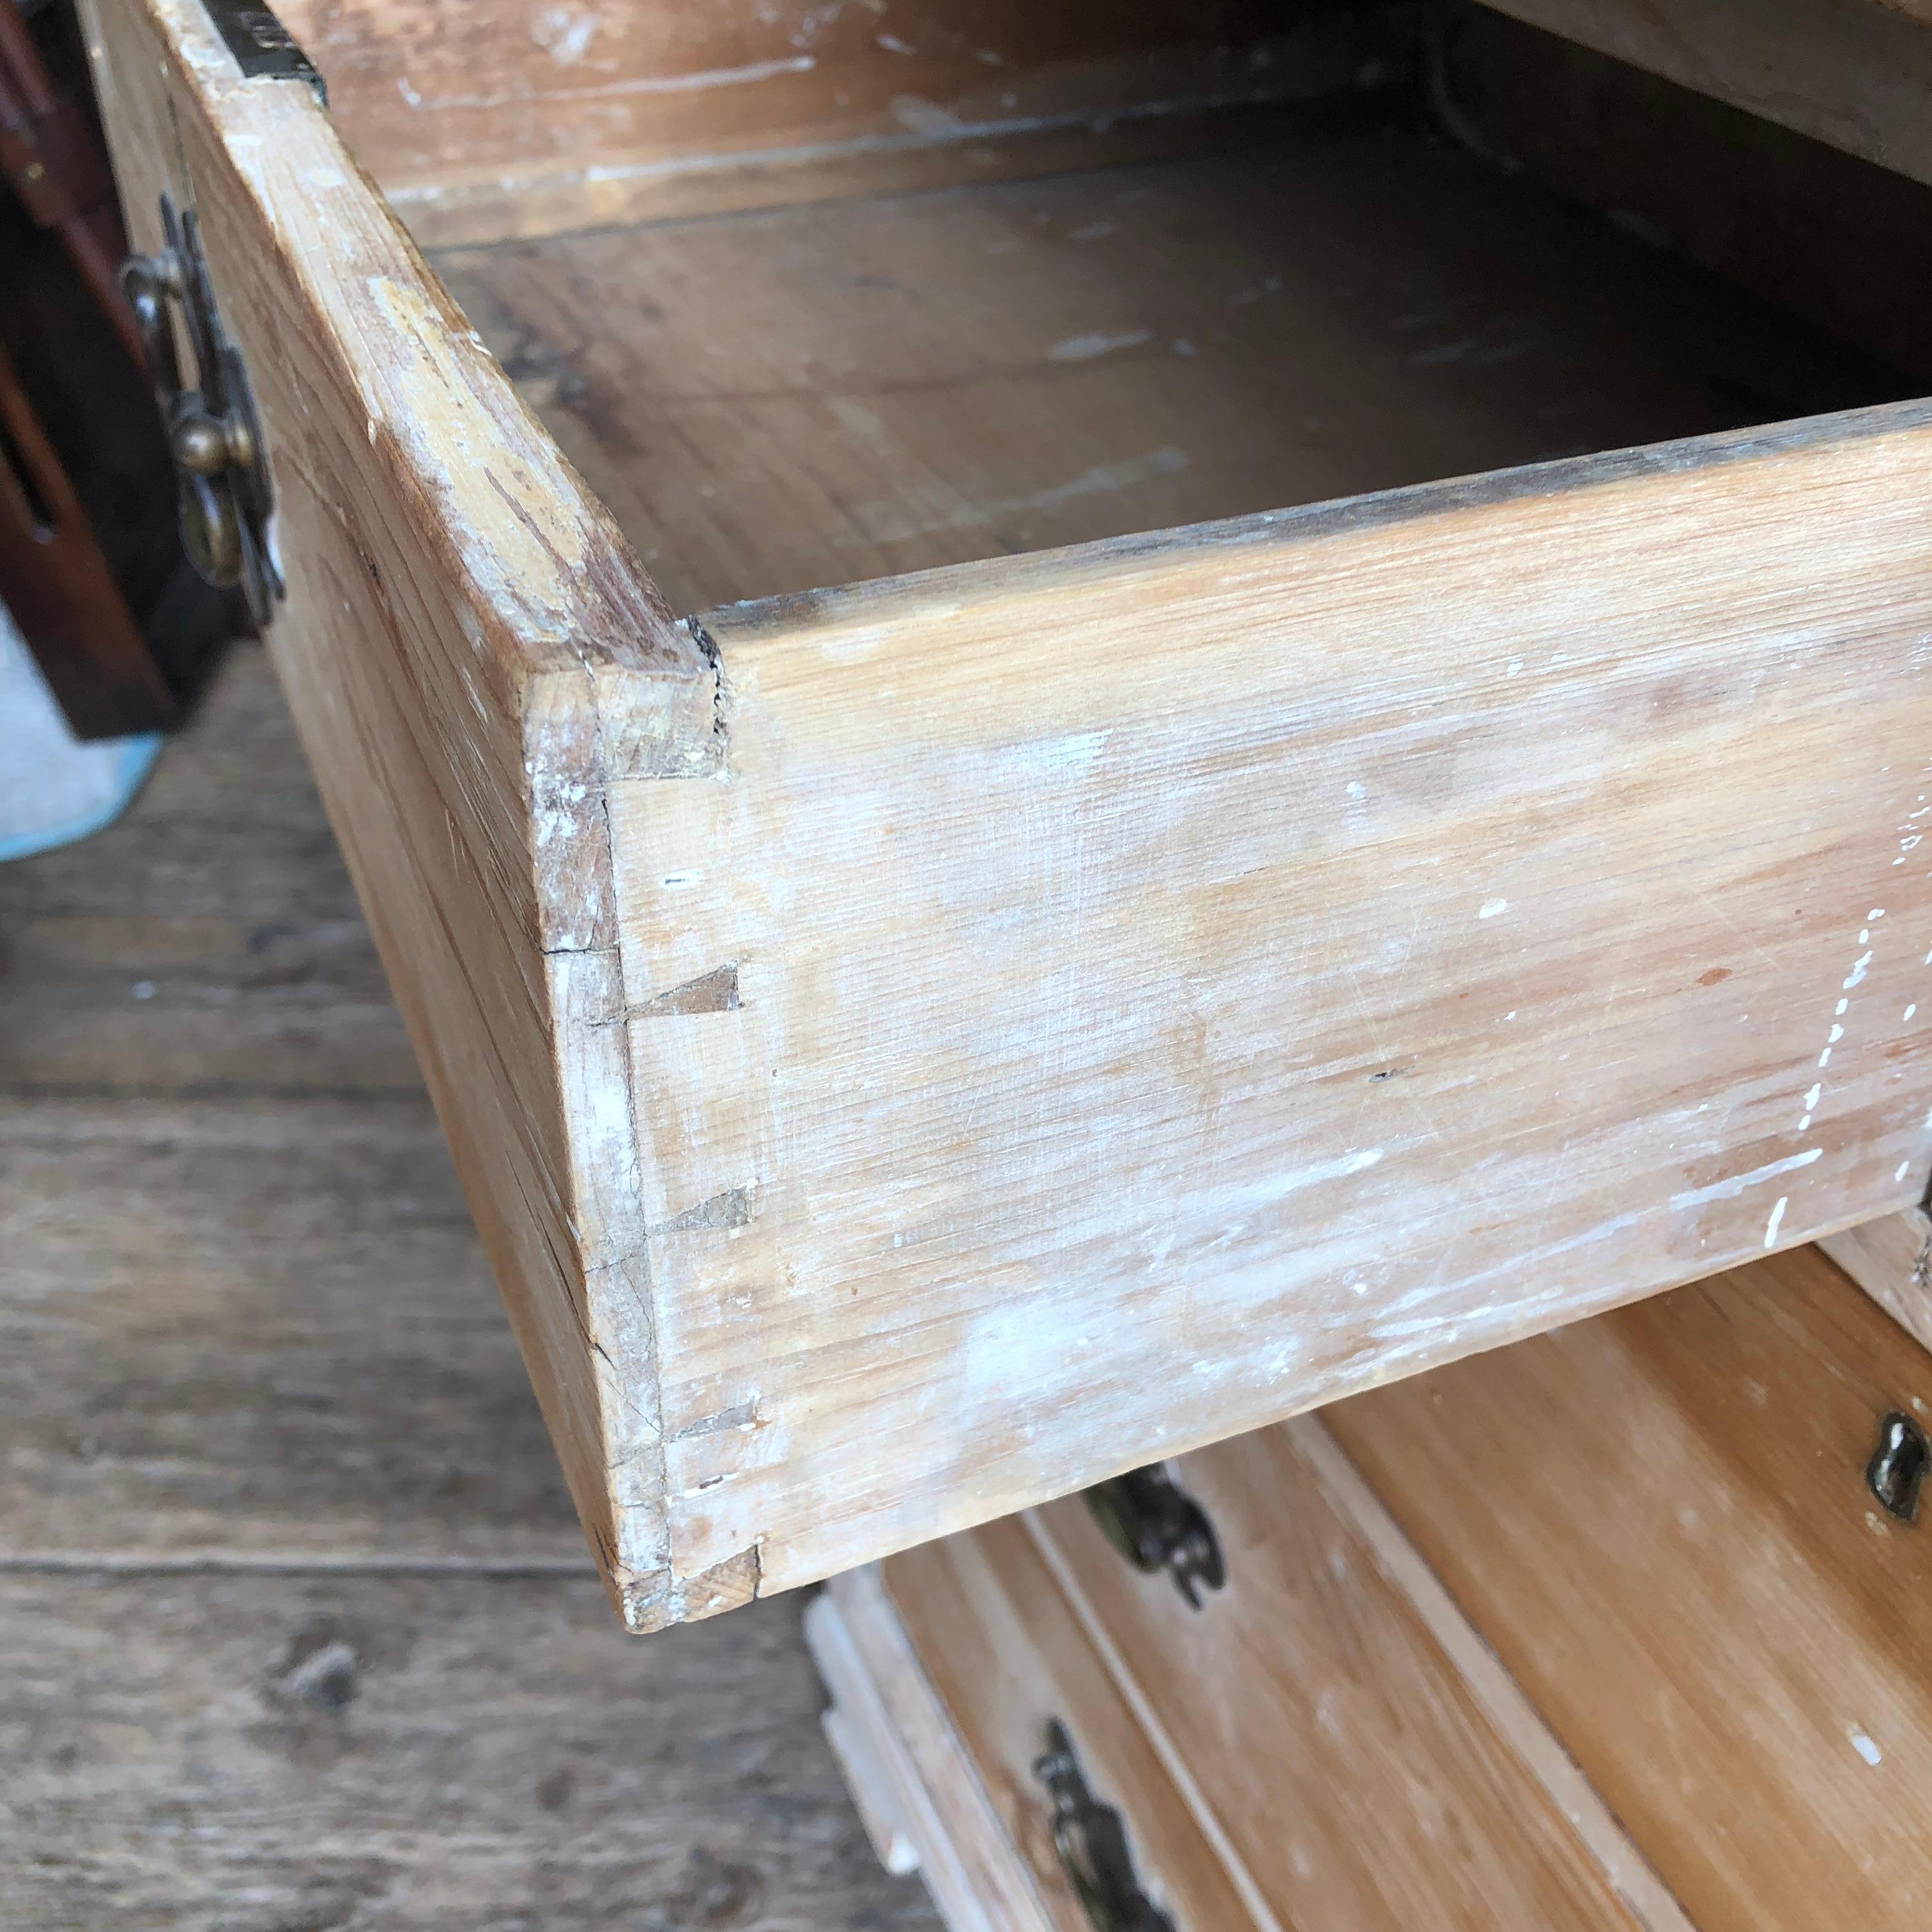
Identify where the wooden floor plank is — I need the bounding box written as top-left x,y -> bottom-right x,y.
0,1094 -> 589,1563
0,1570 -> 935,1932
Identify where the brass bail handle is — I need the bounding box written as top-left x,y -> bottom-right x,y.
119,193 -> 283,628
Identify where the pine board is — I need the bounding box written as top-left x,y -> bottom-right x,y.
1329,1245 -> 1932,1932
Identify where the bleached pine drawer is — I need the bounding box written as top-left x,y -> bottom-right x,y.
82,0 -> 1932,1628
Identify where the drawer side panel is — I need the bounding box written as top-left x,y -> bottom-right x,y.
80,0 -> 716,1620
628,407 -> 1932,1594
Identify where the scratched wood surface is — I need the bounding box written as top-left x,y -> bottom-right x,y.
270,0 -> 1415,246
86,0 -> 1932,1630
1330,1245 -> 1932,1932
619,402 -> 1932,1598
0,648 -> 937,1929
433,123 -> 1897,615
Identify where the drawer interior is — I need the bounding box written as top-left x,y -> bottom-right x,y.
427,105 -> 1905,614
308,3 -> 1924,615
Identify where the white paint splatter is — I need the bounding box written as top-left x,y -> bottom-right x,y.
1199,1147 -> 1386,1217
1850,1729 -> 1883,1767
1673,1147 -> 1821,1212
1763,1196 -> 1788,1247
1479,898 -> 1508,919
1048,330 -> 1152,362
1023,730 -> 1112,775
530,8 -> 597,65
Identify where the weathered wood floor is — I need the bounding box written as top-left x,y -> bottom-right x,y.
0,644 -> 939,1930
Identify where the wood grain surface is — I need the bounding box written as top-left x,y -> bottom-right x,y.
1477,0 -> 1932,186
1821,1205 -> 1932,1356
0,1092 -> 588,1564
809,1572 -> 1063,1932
441,126 -> 1932,1604
271,0 -> 1413,246
82,0 -> 1932,1626
0,648 -> 410,1097
1330,1245 -> 1932,1932
1029,1427 -> 1666,1931
434,126 -> 1898,615
620,398 -> 1932,1597
1440,6 -> 1932,387
0,1568 -> 932,1931
0,655 -> 934,1925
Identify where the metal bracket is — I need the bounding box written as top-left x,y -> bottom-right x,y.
199,0 -> 326,102
1034,1721 -> 1175,1932
1084,1464 -> 1225,1609
119,192 -> 283,631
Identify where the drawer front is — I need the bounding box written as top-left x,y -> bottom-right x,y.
1330,1243 -> 1932,1932
861,1419 -> 1671,1927
88,0 -> 1932,1633
841,1247 -> 1932,1929
1025,1425 -> 1673,1930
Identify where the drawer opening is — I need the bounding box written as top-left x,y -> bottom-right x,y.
333,2 -> 1931,615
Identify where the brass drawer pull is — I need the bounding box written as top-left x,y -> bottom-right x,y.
1084,1464 -> 1224,1608
1033,1720 -> 1174,1932
120,190 -> 282,629
1867,1411 -> 1927,1522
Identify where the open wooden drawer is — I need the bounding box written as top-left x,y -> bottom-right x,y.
79,0 -> 1932,1627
